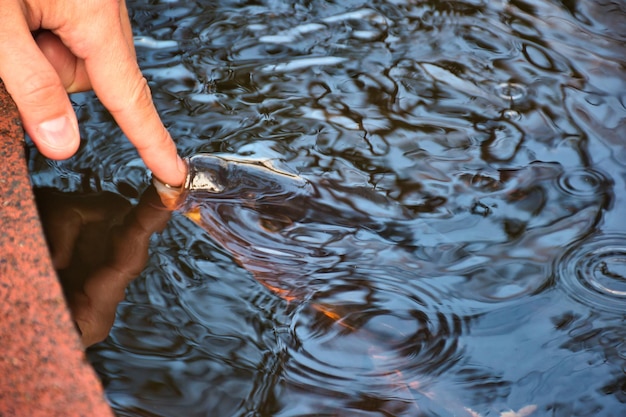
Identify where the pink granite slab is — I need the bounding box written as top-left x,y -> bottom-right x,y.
0,81 -> 114,417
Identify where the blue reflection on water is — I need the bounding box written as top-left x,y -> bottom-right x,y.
30,0 -> 626,416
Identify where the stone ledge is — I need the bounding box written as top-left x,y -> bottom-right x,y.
0,81 -> 113,417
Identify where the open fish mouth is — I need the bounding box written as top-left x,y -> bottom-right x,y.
153,154 -> 311,210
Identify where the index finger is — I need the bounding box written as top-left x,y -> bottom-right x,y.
61,1 -> 187,187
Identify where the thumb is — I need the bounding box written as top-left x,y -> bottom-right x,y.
0,11 -> 80,159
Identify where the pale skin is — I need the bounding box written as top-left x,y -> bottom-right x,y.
0,0 -> 187,187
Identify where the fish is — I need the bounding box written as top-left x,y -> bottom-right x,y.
152,153 -> 421,300
153,153 -> 311,211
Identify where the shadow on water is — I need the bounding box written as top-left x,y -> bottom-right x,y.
29,0 -> 626,416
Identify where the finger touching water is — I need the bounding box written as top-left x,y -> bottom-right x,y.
0,0 -> 186,187
66,2 -> 187,187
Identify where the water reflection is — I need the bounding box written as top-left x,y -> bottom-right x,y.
35,186 -> 171,347
27,0 -> 626,415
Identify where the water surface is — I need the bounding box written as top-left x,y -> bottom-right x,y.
29,0 -> 626,416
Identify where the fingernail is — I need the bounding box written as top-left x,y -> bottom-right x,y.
37,116 -> 75,150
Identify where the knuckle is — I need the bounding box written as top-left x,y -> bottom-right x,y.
79,315 -> 113,347
108,75 -> 153,115
127,75 -> 153,109
17,71 -> 64,107
90,326 -> 111,345
145,127 -> 171,150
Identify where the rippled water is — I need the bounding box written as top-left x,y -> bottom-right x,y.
29,0 -> 626,416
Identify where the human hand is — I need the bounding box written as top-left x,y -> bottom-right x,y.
35,186 -> 172,347
0,0 -> 186,187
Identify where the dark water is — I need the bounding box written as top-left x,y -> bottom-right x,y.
29,0 -> 626,416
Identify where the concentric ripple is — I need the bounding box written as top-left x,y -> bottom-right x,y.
557,234 -> 626,312
556,168 -> 610,198
494,82 -> 528,102
276,273 -> 470,415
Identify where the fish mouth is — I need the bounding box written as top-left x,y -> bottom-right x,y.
186,169 -> 225,194
152,155 -> 224,209
154,153 -> 312,209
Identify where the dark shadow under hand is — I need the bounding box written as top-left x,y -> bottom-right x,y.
35,186 -> 172,347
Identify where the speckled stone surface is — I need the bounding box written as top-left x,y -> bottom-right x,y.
0,81 -> 114,417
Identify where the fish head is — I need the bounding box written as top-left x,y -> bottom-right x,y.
154,154 -> 310,210
185,154 -> 310,204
